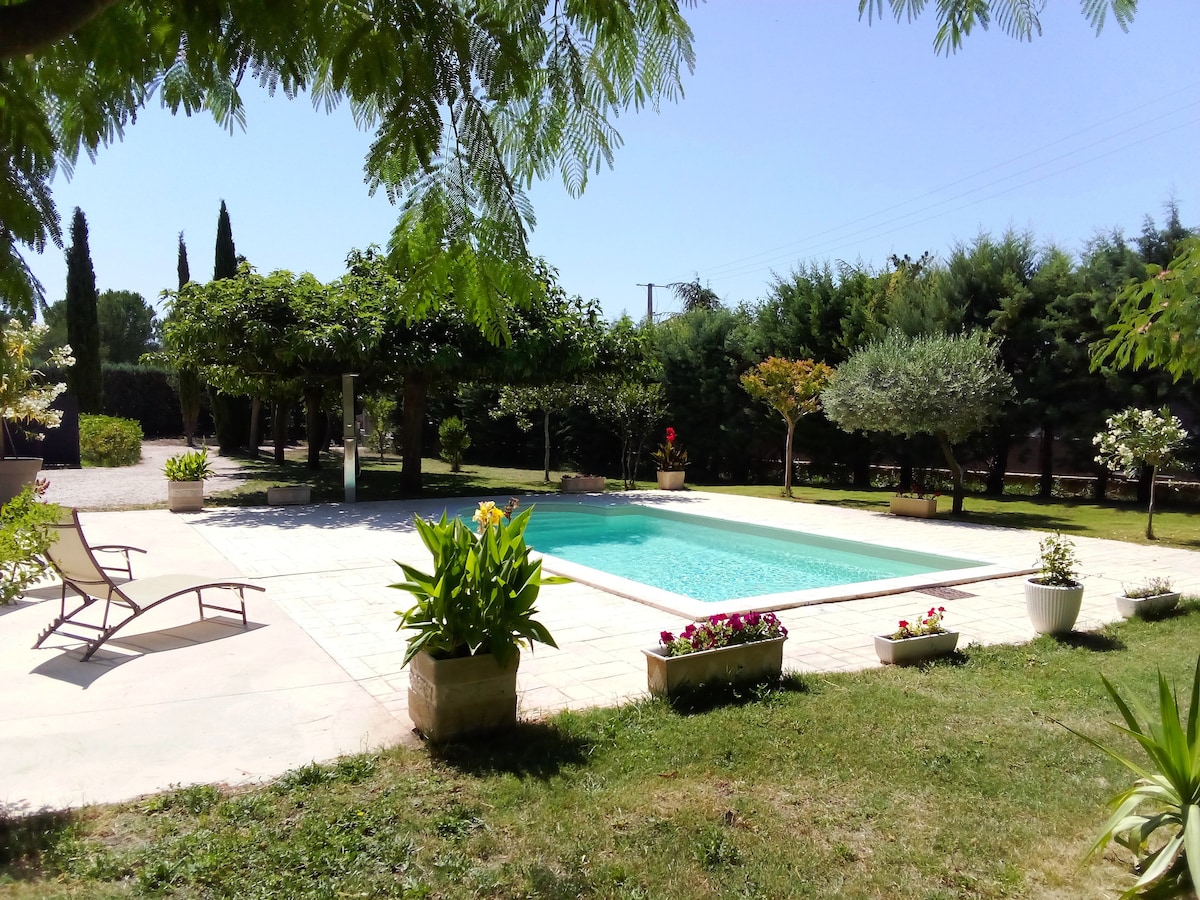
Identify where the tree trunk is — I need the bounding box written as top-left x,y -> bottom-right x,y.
178,368 -> 201,447
898,445 -> 913,493
1093,466 -> 1109,502
543,408 -> 551,483
985,430 -> 1008,496
248,398 -> 262,459
304,386 -> 324,470
935,431 -> 965,515
271,401 -> 289,465
400,374 -> 428,493
1146,464 -> 1157,540
1136,465 -> 1152,506
783,420 -> 795,498
1038,422 -> 1054,499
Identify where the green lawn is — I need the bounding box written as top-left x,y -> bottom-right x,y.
4,608 -> 1198,898
211,453 -> 1200,550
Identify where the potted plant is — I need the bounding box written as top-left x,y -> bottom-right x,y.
873,605 -> 958,665
1115,576 -> 1180,620
163,448 -> 215,512
888,486 -> 940,518
0,321 -> 73,504
561,474 -> 605,493
1024,532 -> 1084,634
392,499 -> 566,742
652,426 -> 688,490
644,611 -> 787,698
0,480 -> 62,605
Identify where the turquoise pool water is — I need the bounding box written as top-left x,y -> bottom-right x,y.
521,505 -> 982,603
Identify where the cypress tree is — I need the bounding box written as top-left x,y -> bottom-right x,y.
64,207 -> 102,413
177,231 -> 190,288
214,200 -> 237,280
210,200 -> 249,451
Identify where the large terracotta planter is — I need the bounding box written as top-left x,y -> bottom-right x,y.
889,496 -> 938,518
0,457 -> 43,505
407,650 -> 520,742
561,475 -> 605,493
643,637 -> 785,698
1024,579 -> 1084,634
167,480 -> 205,512
874,630 -> 959,665
1115,591 -> 1180,620
656,470 -> 686,491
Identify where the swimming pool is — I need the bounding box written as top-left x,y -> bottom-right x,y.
520,503 -> 1010,617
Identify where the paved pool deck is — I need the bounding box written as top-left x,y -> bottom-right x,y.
5,491 -> 1199,812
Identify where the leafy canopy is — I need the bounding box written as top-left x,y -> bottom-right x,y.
0,0 -> 696,329
740,356 -> 834,428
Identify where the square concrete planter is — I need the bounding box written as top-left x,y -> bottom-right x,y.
874,630 -> 959,665
167,480 -> 204,512
656,470 -> 686,490
1115,591 -> 1180,620
267,485 -> 312,506
407,650 -> 519,742
561,475 -> 605,493
643,637 -> 785,698
889,496 -> 938,518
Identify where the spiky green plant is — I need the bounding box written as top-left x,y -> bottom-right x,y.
1062,657 -> 1200,898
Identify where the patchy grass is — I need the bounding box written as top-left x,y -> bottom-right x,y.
4,606 -> 1199,898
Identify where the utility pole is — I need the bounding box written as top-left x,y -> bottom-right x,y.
635,282 -> 663,325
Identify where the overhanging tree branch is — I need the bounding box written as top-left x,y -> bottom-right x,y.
0,0 -> 121,59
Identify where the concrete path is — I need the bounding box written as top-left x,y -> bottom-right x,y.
4,491 -> 1199,813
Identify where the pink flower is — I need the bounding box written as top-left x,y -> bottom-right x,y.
660,631 -> 674,645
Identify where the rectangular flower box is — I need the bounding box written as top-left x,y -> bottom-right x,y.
1115,591 -> 1180,620
267,485 -> 312,506
643,637 -> 786,698
889,496 -> 938,518
561,475 -> 605,493
873,630 -> 959,665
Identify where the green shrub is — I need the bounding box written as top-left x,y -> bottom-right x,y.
438,416 -> 471,472
79,414 -> 143,467
1,484 -> 61,605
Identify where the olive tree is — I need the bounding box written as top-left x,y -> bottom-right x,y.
740,357 -> 834,498
822,330 -> 1012,515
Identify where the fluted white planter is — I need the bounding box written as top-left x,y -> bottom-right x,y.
1024,579 -> 1083,634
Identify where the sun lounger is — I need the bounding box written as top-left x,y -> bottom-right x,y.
33,508 -> 265,661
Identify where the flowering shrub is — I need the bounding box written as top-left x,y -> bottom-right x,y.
1,320 -> 74,459
1034,532 -> 1079,587
659,611 -> 787,657
889,606 -> 947,640
1122,576 -> 1174,599
651,426 -> 688,472
895,486 -> 941,500
1094,406 -> 1188,539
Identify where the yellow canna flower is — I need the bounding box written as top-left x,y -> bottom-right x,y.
473,501 -> 502,531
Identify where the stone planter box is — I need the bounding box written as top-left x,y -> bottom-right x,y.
1024,579 -> 1084,634
656,470 -> 686,491
0,457 -> 43,505
874,630 -> 960,665
267,485 -> 312,506
643,637 -> 785,698
889,496 -> 938,518
1115,591 -> 1180,620
407,650 -> 519,742
167,480 -> 204,513
561,475 -> 605,493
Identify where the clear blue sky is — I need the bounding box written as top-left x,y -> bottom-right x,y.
26,2 -> 1200,322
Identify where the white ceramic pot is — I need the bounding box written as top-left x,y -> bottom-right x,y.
643,637 -> 785,698
407,650 -> 519,742
874,630 -> 959,665
1115,591 -> 1180,620
1024,578 -> 1084,634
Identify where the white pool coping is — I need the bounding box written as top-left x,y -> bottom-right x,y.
531,496 -> 1034,619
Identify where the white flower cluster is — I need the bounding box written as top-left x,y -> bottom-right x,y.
1093,406 -> 1188,476
1,321 -> 74,434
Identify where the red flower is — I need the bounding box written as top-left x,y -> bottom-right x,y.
898,620 -> 909,629
666,427 -> 676,443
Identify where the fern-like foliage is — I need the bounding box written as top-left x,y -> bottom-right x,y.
858,0 -> 1138,55
0,0 -> 696,335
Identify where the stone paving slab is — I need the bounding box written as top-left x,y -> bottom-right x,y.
5,491 -> 1200,811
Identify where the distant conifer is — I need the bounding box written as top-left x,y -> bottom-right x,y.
65,207 -> 102,412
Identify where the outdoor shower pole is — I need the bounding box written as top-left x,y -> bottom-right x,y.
342,373 -> 358,503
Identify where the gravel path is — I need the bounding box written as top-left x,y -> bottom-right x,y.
38,440 -> 246,511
